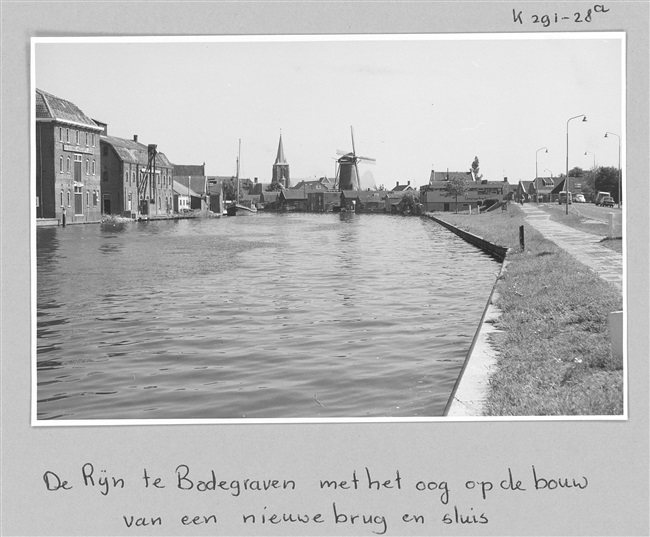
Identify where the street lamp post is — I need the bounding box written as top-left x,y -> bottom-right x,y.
604,132 -> 621,208
536,147 -> 548,204
584,151 -> 596,169
566,115 -> 587,215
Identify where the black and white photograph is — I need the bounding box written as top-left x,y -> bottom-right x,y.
3,2 -> 649,536
33,33 -> 625,423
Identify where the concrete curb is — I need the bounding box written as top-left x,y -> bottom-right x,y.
425,213 -> 508,261
421,213 -> 507,417
444,261 -> 508,417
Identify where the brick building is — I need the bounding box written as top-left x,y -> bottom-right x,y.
100,133 -> 174,217
35,89 -> 104,223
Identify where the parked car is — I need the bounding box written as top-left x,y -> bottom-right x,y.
601,196 -> 615,207
574,194 -> 586,203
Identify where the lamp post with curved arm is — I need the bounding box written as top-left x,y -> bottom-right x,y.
584,151 -> 596,170
604,132 -> 621,208
566,115 -> 587,215
536,147 -> 548,204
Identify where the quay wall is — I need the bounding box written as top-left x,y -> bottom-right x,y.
424,213 -> 508,261
422,213 -> 509,417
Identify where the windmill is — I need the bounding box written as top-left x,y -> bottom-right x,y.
334,126 -> 376,191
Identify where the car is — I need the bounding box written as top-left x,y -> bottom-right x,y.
601,196 -> 615,207
574,194 -> 586,203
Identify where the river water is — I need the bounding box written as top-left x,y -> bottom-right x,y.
36,213 -> 500,421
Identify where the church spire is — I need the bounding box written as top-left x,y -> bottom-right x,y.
271,132 -> 290,188
274,132 -> 287,165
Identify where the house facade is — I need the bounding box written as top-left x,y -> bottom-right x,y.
35,89 -> 104,223
173,176 -> 210,212
420,180 -> 510,212
279,189 -> 307,211
100,134 -> 174,217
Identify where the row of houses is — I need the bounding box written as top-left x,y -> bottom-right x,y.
35,89 -> 223,225
514,176 -> 583,203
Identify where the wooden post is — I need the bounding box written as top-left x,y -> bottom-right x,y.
519,225 -> 525,251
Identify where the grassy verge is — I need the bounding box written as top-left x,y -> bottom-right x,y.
434,206 -> 623,416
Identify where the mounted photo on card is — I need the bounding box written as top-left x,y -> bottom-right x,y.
32,33 -> 625,424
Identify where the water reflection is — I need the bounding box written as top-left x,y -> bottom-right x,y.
36,213 -> 499,420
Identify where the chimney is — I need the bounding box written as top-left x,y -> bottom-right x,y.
396,181 -> 399,187
254,177 -> 258,183
407,181 -> 410,185
133,135 -> 138,142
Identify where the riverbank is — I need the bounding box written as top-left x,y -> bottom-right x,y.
429,205 -> 624,416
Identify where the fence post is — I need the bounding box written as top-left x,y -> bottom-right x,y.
519,225 -> 525,251
608,213 -> 614,239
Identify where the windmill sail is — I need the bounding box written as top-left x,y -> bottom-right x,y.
335,126 -> 375,191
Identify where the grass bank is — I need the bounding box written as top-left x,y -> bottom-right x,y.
434,206 -> 623,416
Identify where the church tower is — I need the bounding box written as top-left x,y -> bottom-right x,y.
271,133 -> 290,188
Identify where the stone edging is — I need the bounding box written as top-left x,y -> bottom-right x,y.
425,214 -> 508,261
421,214 -> 508,417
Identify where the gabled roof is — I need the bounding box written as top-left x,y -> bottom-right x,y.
261,191 -> 280,202
518,180 -> 534,190
173,164 -> 205,176
35,89 -> 103,131
292,180 -> 328,191
280,190 -> 307,200
173,180 -> 201,198
392,183 -> 414,192
207,182 -> 223,196
101,135 -> 172,168
174,176 -> 208,196
551,179 -> 568,194
429,171 -> 473,183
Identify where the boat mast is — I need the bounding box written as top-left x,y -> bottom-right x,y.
236,139 -> 241,204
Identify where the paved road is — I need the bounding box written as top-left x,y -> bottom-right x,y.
519,204 -> 623,292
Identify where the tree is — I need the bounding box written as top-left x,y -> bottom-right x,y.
222,177 -> 243,202
593,166 -> 621,203
445,176 -> 469,213
568,166 -> 584,178
396,192 -> 420,214
265,181 -> 284,192
471,156 -> 483,182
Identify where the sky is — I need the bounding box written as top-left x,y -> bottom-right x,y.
34,34 -> 623,188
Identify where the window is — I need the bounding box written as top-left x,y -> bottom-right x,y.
93,190 -> 98,206
75,130 -> 79,145
59,127 -> 63,142
66,157 -> 70,173
87,191 -> 90,206
59,156 -> 63,173
66,128 -> 69,142
85,159 -> 89,175
92,160 -> 96,175
85,132 -> 89,146
132,171 -> 135,185
125,172 -> 129,185
102,170 -> 108,182
60,191 -> 63,207
67,191 -> 71,206
92,133 -> 95,147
